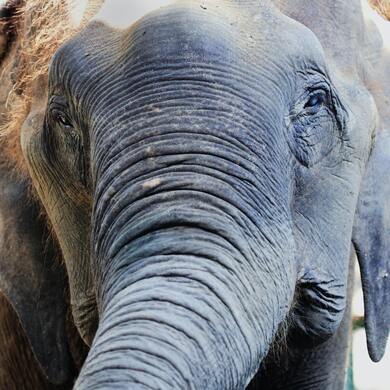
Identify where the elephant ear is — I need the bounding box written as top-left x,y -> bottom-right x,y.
0,171 -> 73,384
352,128 -> 390,362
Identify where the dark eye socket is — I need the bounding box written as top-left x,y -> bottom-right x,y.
304,91 -> 327,109
52,110 -> 73,128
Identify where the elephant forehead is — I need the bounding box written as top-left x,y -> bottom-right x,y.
53,0 -> 326,93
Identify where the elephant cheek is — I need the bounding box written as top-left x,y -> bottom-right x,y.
21,103 -> 98,346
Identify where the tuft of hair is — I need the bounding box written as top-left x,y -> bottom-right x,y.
369,0 -> 390,20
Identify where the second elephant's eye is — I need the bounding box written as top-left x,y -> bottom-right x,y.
52,110 -> 73,128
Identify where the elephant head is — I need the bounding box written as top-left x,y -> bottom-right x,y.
18,0 -> 389,388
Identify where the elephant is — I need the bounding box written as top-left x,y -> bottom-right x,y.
0,1 -> 88,388
1,0 -> 388,388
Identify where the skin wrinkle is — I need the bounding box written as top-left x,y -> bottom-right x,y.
96,172 -> 283,248
88,91 -> 282,181
104,350 -> 181,387
104,229 -> 265,289
92,345 -> 217,385
91,131 -> 288,223
90,130 -> 278,194
100,235 -> 276,304
93,282 -> 260,388
95,319 -> 217,376
94,210 -> 288,360
105,154 -> 258,191
100,192 -> 284,322
87,79 -> 284,146
95,146 -> 261,200
89,84 -> 284,151
91,143 -> 286,219
82,51 -> 294,380
92,131 -> 264,211
91,75 -> 284,125
92,322 -> 232,386
109,233 -> 245,274
96,120 -> 255,161
83,363 -> 183,389
57,21 -> 290,126
101,258 -> 270,328
95,192 -> 286,277
97,319 -> 206,364
95,103 -> 264,163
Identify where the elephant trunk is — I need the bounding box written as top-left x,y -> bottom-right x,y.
75,88 -> 297,386
75,171 -> 296,387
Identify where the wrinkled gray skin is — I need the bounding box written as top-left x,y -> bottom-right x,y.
19,0 -> 389,389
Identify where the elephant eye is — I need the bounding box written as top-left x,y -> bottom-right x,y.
52,109 -> 73,128
285,84 -> 343,167
304,91 -> 327,109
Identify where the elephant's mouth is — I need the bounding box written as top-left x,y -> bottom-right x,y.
289,273 -> 346,346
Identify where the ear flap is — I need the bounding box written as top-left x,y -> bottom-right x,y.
0,170 -> 73,384
352,130 -> 390,362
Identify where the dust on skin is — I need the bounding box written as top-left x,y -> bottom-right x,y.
143,178 -> 162,189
